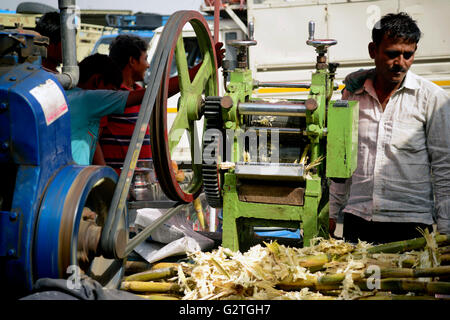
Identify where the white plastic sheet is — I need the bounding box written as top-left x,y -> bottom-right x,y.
133,208 -> 215,264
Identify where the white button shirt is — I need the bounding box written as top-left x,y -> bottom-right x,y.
330,69 -> 450,234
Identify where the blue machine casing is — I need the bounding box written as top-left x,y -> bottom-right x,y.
0,63 -> 74,292
0,62 -> 120,295
0,28 -> 122,298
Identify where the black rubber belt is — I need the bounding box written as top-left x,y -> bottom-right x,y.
101,11 -> 187,258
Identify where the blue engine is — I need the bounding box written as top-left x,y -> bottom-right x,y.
0,29 -> 123,297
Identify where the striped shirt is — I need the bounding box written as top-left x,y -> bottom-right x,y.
99,83 -> 152,175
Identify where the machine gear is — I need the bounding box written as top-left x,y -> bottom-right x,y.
201,96 -> 224,208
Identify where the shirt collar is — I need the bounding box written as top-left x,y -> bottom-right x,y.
355,73 -> 377,100
355,70 -> 419,97
399,71 -> 420,91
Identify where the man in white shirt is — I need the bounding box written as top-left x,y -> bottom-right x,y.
329,12 -> 450,243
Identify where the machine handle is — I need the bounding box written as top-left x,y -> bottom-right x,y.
248,21 -> 255,40
308,21 -> 315,41
306,20 -> 337,52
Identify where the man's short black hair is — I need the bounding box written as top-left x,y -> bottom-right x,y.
372,12 -> 421,46
109,34 -> 148,70
78,53 -> 123,88
35,11 -> 61,43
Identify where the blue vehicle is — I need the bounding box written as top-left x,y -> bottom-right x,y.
91,31 -> 155,55
90,13 -> 167,55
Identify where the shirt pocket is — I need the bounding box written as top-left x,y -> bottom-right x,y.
391,120 -> 426,152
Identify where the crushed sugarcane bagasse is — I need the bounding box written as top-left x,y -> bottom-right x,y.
120,232 -> 450,300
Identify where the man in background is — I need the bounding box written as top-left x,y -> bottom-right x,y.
67,53 -> 146,165
329,12 -> 449,243
95,34 -> 152,171
35,11 -> 63,72
97,34 -> 225,176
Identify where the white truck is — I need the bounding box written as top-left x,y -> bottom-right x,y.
150,0 -> 449,162
240,0 -> 450,98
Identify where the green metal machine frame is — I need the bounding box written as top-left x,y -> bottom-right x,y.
215,21 -> 359,251
154,18 -> 359,252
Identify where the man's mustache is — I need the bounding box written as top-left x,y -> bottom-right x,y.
390,66 -> 407,73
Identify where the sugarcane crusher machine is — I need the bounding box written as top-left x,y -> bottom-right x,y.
136,15 -> 359,252
199,21 -> 359,251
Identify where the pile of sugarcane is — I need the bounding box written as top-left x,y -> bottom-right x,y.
120,231 -> 450,300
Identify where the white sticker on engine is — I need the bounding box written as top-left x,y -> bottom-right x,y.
30,79 -> 68,126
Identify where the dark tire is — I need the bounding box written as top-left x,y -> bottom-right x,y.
16,2 -> 58,14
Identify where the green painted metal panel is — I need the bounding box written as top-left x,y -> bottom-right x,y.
326,100 -> 359,178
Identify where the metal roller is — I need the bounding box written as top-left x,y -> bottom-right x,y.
251,127 -> 304,135
238,101 -> 307,117
253,81 -> 311,89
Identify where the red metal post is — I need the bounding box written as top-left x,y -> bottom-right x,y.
214,0 -> 220,43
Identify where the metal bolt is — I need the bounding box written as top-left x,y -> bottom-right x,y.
225,121 -> 234,129
220,96 -> 233,109
310,87 -> 319,95
1,141 -> 9,151
9,212 -> 18,221
305,98 -> 318,111
0,102 -> 7,112
7,249 -> 16,256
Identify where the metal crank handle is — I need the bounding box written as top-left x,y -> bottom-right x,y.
308,21 -> 315,41
306,20 -> 337,49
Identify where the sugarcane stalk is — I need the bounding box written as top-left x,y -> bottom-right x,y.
412,266 -> 450,278
277,273 -> 361,291
317,290 -> 343,297
440,254 -> 450,264
124,267 -> 177,282
125,261 -> 152,275
121,281 -> 181,293
399,257 -> 417,268
358,294 -> 438,300
151,262 -> 182,270
278,266 -> 450,291
427,282 -> 450,295
136,293 -> 180,300
297,253 -> 331,268
366,234 -> 450,254
356,279 -> 450,294
438,245 -> 450,254
210,257 -> 231,279
193,197 -> 206,229
301,295 -> 337,300
366,266 -> 450,279
277,281 -> 341,292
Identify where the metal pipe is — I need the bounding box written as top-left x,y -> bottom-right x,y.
213,0 -> 220,43
238,101 -> 307,117
56,0 -> 79,89
252,127 -> 304,135
254,81 -> 311,89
